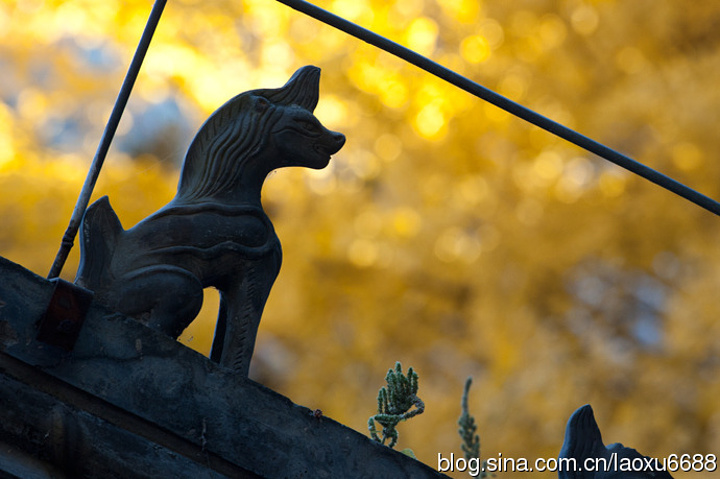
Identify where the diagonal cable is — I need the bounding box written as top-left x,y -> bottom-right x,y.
47,0 -> 168,279
276,0 -> 720,217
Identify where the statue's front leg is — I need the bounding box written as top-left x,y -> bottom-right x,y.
214,257 -> 278,376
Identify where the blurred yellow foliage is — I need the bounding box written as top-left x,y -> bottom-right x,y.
2,1 -> 720,477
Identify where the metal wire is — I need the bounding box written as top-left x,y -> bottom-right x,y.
47,0 -> 168,279
276,0 -> 720,217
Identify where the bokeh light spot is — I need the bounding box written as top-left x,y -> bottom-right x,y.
571,5 -> 599,35
498,72 -> 529,102
533,151 -> 563,181
414,101 -> 447,139
374,134 -> 403,162
405,17 -> 439,56
672,142 -> 703,171
392,207 -> 422,238
348,238 -> 379,268
538,15 -> 566,49
460,35 -> 491,64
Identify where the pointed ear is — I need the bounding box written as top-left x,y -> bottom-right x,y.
559,405 -> 607,479
286,65 -> 320,111
249,65 -> 321,112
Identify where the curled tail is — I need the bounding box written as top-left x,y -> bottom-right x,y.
74,196 -> 123,291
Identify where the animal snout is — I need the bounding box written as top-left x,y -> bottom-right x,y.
331,131 -> 346,153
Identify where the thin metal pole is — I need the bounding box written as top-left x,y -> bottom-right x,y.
48,0 -> 168,279
276,0 -> 720,217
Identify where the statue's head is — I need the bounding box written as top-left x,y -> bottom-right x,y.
559,405 -> 674,479
177,65 -> 345,201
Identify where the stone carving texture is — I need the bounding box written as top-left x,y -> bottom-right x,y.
75,66 -> 345,375
559,404 -> 674,478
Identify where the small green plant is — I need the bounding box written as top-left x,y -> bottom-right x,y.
459,377 -> 480,459
368,362 -> 425,449
458,377 -> 493,477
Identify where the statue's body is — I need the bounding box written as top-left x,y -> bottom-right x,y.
75,66 -> 345,375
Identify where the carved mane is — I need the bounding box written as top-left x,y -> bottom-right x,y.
176,66 -> 321,201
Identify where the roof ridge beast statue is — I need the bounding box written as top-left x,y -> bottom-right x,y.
75,66 -> 345,375
559,405 -> 674,479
